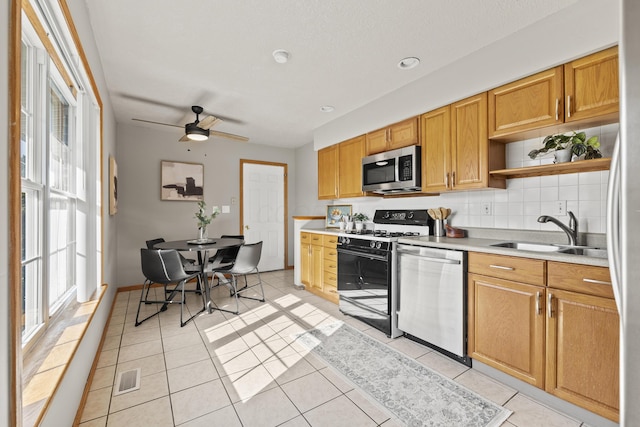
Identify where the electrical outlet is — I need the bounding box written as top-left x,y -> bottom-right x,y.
555,200 -> 566,216
481,202 -> 492,216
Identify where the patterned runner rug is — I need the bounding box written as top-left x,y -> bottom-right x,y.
294,321 -> 511,427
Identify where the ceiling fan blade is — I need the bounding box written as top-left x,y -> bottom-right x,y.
132,118 -> 182,129
210,130 -> 249,142
178,134 -> 190,142
198,115 -> 222,130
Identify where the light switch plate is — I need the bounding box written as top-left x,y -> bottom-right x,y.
222,205 -> 230,214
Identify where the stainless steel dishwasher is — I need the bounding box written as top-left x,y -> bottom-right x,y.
396,243 -> 470,366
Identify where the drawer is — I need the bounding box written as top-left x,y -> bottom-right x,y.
548,261 -> 613,299
323,234 -> 338,248
324,271 -> 337,286
468,252 -> 546,286
324,259 -> 337,274
309,234 -> 323,245
324,247 -> 338,260
300,232 -> 310,243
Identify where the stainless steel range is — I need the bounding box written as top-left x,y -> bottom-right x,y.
337,209 -> 432,338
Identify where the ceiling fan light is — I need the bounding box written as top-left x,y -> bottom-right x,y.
185,123 -> 209,141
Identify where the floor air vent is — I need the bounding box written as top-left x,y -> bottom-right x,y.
113,368 -> 141,396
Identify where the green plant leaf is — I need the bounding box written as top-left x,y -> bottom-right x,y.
586,135 -> 600,148
574,132 -> 587,143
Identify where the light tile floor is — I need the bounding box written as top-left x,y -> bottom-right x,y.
79,270 -> 599,427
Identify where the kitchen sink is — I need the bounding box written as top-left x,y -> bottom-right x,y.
490,242 -> 563,252
557,246 -> 608,258
490,241 -> 608,258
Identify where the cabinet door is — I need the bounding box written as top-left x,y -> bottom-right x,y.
468,273 -> 545,387
318,145 -> 338,199
311,244 -> 324,291
338,135 -> 365,198
565,46 -> 619,123
388,117 -> 419,150
489,66 -> 564,137
546,288 -> 619,421
300,236 -> 311,287
365,128 -> 389,155
450,92 -> 489,190
420,106 -> 451,192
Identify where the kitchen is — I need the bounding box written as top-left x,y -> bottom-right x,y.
4,1 -> 640,426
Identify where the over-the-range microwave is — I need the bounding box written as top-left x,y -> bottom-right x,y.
362,145 -> 421,194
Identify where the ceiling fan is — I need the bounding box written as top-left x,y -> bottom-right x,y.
132,105 -> 249,142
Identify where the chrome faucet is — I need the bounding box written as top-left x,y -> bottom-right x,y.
537,211 -> 578,246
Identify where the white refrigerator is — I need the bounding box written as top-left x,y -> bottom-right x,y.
610,1 -> 640,425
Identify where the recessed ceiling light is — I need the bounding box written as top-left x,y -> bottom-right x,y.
320,105 -> 335,113
272,49 -> 290,64
398,57 -> 420,70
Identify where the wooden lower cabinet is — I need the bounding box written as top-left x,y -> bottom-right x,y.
299,232 -> 339,303
468,273 -> 545,388
468,253 -> 619,422
322,234 -> 339,303
546,288 -> 619,421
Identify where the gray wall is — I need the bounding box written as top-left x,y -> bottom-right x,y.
115,123 -> 299,286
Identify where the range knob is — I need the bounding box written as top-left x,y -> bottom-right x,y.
407,211 -> 414,219
375,241 -> 382,249
369,241 -> 376,249
383,211 -> 391,219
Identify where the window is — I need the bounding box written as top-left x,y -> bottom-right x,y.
20,2 -> 101,349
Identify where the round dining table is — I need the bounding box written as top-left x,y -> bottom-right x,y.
155,237 -> 244,313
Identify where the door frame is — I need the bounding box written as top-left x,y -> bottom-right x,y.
239,159 -> 290,269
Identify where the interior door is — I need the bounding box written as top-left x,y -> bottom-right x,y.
241,161 -> 286,271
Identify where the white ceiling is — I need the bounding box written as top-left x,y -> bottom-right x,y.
84,0 -> 581,149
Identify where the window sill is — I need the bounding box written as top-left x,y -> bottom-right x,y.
22,285 -> 107,426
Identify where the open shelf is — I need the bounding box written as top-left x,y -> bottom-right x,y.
489,157 -> 611,179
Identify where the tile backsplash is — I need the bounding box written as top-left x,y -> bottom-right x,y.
344,123 -> 618,234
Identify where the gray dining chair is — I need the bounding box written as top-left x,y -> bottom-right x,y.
145,237 -> 202,300
209,241 -> 265,315
137,248 -> 204,327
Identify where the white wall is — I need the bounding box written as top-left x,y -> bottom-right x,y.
313,0 -> 619,149
115,123 -> 298,286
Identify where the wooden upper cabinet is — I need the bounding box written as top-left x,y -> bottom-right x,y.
565,46 -> 619,123
451,92 -> 505,190
421,94 -> 505,192
366,117 -> 419,155
489,66 -> 564,138
317,145 -> 338,200
338,135 -> 365,198
421,106 -> 451,192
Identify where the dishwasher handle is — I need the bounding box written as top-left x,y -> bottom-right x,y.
397,248 -> 461,265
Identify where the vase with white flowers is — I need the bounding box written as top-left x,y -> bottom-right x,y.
195,200 -> 220,241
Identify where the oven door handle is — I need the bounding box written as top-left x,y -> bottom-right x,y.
397,249 -> 461,265
337,248 -> 388,262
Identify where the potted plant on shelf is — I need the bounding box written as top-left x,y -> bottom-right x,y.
352,212 -> 369,232
528,131 -> 602,163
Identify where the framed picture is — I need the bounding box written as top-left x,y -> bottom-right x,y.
161,160 -> 204,201
109,156 -> 118,215
326,204 -> 352,228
